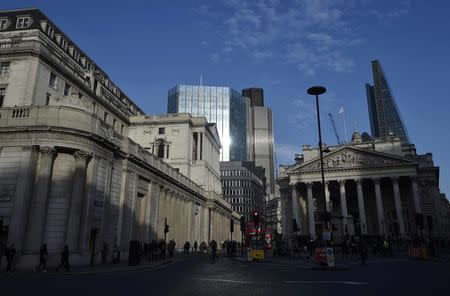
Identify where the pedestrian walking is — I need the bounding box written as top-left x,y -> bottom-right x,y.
184,241 -> 190,254
34,244 -> 48,272
5,244 -> 16,272
0,241 -> 5,269
210,240 -> 218,262
101,242 -> 109,264
193,241 -> 198,253
359,237 -> 368,265
56,245 -> 70,272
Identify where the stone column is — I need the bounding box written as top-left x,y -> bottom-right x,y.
306,182 -> 316,240
66,150 -> 92,250
8,146 -> 39,250
355,179 -> 367,235
411,177 -> 422,213
324,181 -> 331,213
392,177 -> 406,238
339,180 -> 348,235
374,178 -> 385,236
291,183 -> 300,231
24,147 -> 56,251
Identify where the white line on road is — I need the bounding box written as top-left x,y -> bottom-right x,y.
285,280 -> 368,286
194,277 -> 261,284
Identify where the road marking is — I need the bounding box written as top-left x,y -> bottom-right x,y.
285,280 -> 368,285
194,277 -> 261,284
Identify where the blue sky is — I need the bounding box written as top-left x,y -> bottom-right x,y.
3,0 -> 450,194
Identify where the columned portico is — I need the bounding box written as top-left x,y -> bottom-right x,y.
374,178 -> 385,236
66,150 -> 92,250
392,177 -> 406,238
24,146 -> 57,251
306,182 -> 315,240
411,177 -> 422,214
339,180 -> 348,235
355,179 -> 367,235
291,183 -> 300,231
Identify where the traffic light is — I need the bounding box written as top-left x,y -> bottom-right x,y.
230,218 -> 234,233
164,224 -> 170,233
240,216 -> 246,232
253,211 -> 259,227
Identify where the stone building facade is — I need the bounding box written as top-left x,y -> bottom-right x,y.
0,8 -> 238,268
129,113 -> 222,195
278,132 -> 448,246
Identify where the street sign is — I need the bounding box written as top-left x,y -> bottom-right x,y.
326,247 -> 335,267
250,249 -> 264,260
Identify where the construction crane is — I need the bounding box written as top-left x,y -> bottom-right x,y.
328,113 -> 341,145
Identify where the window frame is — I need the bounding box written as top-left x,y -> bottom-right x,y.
16,16 -> 31,29
48,72 -> 57,89
0,18 -> 8,30
0,62 -> 10,76
0,87 -> 6,107
63,83 -> 71,96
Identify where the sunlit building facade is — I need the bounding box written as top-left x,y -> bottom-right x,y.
168,85 -> 247,161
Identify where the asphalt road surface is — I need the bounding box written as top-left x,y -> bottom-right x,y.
1,255 -> 449,296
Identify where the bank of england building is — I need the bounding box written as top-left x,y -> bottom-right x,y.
0,8 -> 238,267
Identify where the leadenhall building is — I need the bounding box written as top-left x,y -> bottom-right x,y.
278,130 -> 449,245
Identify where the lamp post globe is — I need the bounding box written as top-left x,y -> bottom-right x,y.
307,86 -> 327,96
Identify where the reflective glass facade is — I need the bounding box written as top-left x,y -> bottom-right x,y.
366,60 -> 410,144
168,85 -> 247,161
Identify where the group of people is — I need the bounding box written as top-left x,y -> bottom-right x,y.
223,240 -> 238,257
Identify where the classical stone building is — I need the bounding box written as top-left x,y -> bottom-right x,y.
0,8 -> 238,268
278,132 -> 448,246
129,113 -> 222,195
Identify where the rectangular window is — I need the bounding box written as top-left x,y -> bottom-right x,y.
16,17 -> 31,29
159,127 -> 165,135
47,25 -> 54,38
104,112 -> 108,122
48,72 -> 57,89
112,119 -> 117,129
0,88 -> 5,107
78,92 -> 83,99
63,83 -> 70,96
0,19 -> 7,30
0,62 -> 10,76
45,93 -> 51,105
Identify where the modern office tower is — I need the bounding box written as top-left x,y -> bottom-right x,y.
168,85 -> 247,161
366,60 -> 410,144
220,161 -> 266,222
243,88 -> 276,195
243,88 -> 264,107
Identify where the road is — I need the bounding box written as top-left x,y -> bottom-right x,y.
1,254 -> 449,296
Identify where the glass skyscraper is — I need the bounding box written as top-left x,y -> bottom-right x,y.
366,60 -> 410,144
168,85 -> 247,161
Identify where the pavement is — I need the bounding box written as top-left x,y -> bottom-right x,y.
1,252 -> 449,296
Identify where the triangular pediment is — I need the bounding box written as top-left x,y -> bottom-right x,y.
288,146 -> 416,174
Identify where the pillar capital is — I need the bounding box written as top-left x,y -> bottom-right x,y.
74,149 -> 92,163
338,179 -> 346,186
391,176 -> 400,183
355,178 -> 363,184
39,146 -> 57,158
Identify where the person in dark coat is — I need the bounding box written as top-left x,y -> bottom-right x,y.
210,240 -> 218,262
359,237 -> 369,265
5,244 -> 16,272
34,244 -> 48,272
101,242 -> 109,264
193,241 -> 198,253
56,245 -> 70,272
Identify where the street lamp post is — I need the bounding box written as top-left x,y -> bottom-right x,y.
307,86 -> 329,238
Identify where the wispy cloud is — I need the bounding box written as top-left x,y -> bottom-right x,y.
288,98 -> 316,129
193,0 -> 409,74
276,143 -> 300,165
